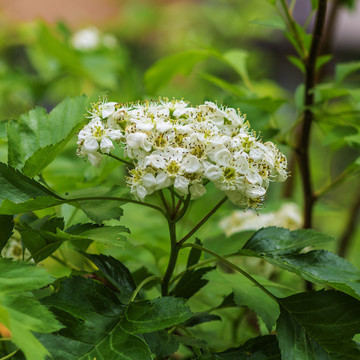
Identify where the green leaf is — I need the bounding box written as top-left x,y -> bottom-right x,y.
222,49 -> 252,89
310,0 -> 319,10
323,125 -> 358,146
250,16 -> 286,30
144,49 -> 212,94
200,72 -> 247,98
0,162 -> 63,215
200,335 -> 280,359
143,331 -> 180,358
186,238 -> 203,268
277,291 -> 360,359
182,312 -> 221,328
171,266 -> 216,300
242,227 -> 333,256
0,259 -> 60,360
80,253 -> 136,304
204,269 -> 281,332
0,293 -> 62,360
38,276 -> 152,360
21,225 -> 129,263
316,54 -> 332,71
0,258 -> 55,294
287,55 -> 305,73
336,61 -> 360,83
265,250 -> 360,301
120,297 -> 192,333
7,95 -> 88,177
241,227 -> 360,300
0,215 -> 14,252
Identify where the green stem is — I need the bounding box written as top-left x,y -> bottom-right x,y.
175,194 -> 191,222
130,276 -> 161,302
314,165 -> 357,199
177,196 -> 227,246
0,350 -> 19,360
181,243 -> 277,301
64,196 -> 166,217
161,220 -> 179,296
159,190 -> 171,215
106,153 -> 134,167
279,0 -> 307,58
170,252 -> 239,284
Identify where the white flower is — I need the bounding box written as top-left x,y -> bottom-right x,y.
181,155 -> 201,173
213,148 -> 232,167
219,203 -> 302,236
83,138 -> 99,153
174,176 -> 190,195
126,132 -> 152,152
190,183 -> 206,199
100,137 -> 114,154
87,152 -> 103,167
204,164 -> 222,181
78,98 -> 288,206
72,27 -> 100,50
155,173 -> 172,190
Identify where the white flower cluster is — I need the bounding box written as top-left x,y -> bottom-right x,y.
77,99 -> 288,208
220,203 -> 302,236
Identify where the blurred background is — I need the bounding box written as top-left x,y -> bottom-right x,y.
1,0 -> 360,350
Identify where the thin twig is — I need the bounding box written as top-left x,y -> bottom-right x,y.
64,196 -> 166,217
106,153 -> 134,167
182,243 -> 277,301
177,196 -> 227,246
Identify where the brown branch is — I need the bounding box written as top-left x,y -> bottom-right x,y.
296,0 -> 328,229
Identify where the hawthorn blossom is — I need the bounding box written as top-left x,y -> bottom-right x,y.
77,99 -> 288,207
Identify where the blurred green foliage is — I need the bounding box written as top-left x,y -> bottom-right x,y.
0,0 -> 360,358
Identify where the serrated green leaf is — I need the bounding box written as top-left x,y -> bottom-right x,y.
145,49 -> 212,94
143,330 -> 180,358
80,253 -> 136,304
7,95 -> 88,177
200,335 -> 280,359
0,258 -> 54,294
243,227 -> 333,256
38,276 -> 152,359
263,250 -> 360,300
335,61 -> 360,83
277,291 -> 360,359
120,297 -> 192,333
64,185 -> 130,224
204,269 -> 282,332
171,266 -> 215,300
0,215 -> 14,252
250,16 -> 286,30
0,162 -> 63,215
241,228 -> 360,300
0,293 -> 62,360
21,225 -> 129,263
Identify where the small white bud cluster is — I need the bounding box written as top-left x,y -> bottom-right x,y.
77,99 -> 288,208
